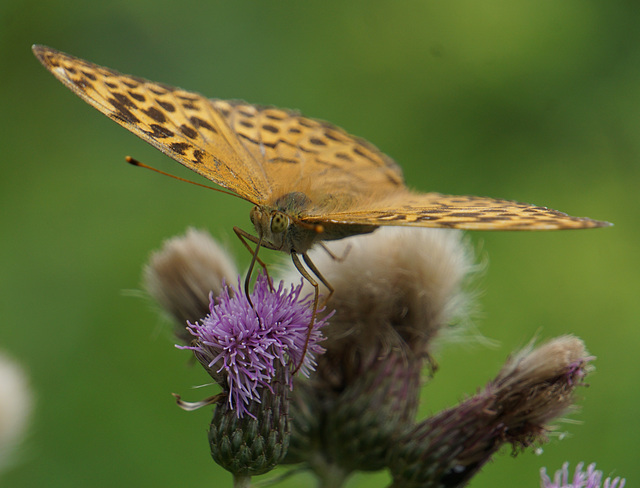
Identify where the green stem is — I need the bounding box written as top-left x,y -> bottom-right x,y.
316,464 -> 349,488
233,474 -> 252,488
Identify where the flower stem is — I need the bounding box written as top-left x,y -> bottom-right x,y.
312,459 -> 349,488
233,474 -> 252,488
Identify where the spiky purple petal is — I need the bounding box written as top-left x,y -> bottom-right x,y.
178,274 -> 329,417
540,462 -> 626,488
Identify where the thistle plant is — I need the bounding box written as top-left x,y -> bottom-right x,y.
144,227 -> 601,487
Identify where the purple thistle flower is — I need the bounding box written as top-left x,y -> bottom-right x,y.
179,273 -> 329,418
540,462 -> 626,488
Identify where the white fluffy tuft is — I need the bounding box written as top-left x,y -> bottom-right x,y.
279,227 -> 477,357
0,353 -> 32,474
143,228 -> 238,341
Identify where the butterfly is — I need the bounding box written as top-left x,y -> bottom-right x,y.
33,45 -> 609,365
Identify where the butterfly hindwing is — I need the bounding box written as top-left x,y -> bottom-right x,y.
211,99 -> 406,203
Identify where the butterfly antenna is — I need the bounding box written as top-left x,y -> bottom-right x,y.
125,156 -> 238,197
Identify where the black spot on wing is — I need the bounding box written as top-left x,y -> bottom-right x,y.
448,212 -> 483,218
324,130 -> 344,142
72,77 -> 93,90
112,92 -> 135,108
122,78 -> 144,89
145,124 -> 173,138
107,96 -> 140,124
128,91 -> 145,102
157,100 -> 176,112
149,86 -> 169,95
170,142 -> 190,155
193,149 -> 205,164
179,124 -> 198,139
268,157 -> 299,164
309,137 -> 326,146
142,107 -> 167,124
189,116 -> 218,134
81,70 -> 97,81
237,133 -> 300,151
335,152 -> 353,162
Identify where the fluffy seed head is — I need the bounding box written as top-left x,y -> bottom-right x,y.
143,228 -> 238,343
281,227 -> 475,383
0,353 -> 32,474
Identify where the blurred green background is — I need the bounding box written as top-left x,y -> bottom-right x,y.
1,1 -> 638,486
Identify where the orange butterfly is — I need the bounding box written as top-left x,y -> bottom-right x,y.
33,45 -> 609,362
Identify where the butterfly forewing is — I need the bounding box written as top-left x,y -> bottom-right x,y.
33,45 -> 270,204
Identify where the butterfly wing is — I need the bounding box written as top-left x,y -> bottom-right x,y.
208,100 -> 609,230
302,191 -> 610,231
209,99 -> 406,203
33,45 -> 270,204
34,46 -> 609,231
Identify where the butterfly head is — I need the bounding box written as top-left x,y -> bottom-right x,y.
250,205 -> 291,252
250,204 -> 324,255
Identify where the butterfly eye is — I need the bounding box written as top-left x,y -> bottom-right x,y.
270,213 -> 288,234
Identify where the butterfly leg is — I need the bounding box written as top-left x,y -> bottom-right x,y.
290,252 -> 320,375
289,252 -> 335,375
233,226 -> 275,294
302,252 -> 334,307
319,242 -> 352,263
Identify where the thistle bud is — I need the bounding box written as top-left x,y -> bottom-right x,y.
280,228 -> 476,476
208,366 -> 290,476
388,336 -> 593,488
178,272 -> 329,477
